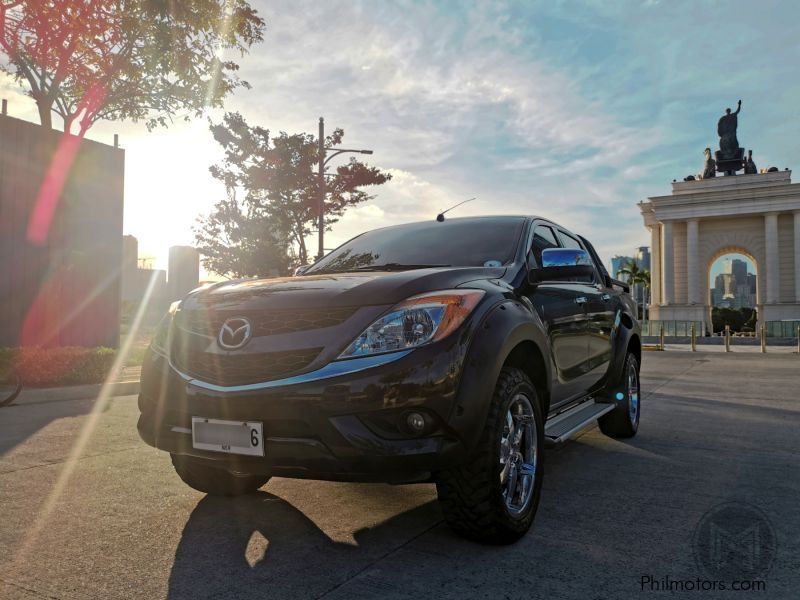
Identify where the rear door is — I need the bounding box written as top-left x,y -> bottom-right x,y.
559,232 -> 618,389
526,224 -> 592,406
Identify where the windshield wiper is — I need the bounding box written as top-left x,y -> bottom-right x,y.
309,263 -> 451,275
350,263 -> 451,272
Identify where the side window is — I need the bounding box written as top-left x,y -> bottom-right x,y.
558,231 -> 584,250
530,225 -> 560,266
557,230 -> 595,283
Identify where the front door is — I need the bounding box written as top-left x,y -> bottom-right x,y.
526,223 -> 593,407
529,282 -> 593,406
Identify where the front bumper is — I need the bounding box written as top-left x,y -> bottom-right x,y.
137,341 -> 471,484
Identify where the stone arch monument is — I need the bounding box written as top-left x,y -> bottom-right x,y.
639,170 -> 800,332
640,102 -> 800,333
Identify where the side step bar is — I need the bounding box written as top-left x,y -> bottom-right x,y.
544,400 -> 615,445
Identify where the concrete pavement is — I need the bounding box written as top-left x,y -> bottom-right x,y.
0,352 -> 798,599
9,366 -> 141,407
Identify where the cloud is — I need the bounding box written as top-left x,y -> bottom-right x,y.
215,0 -> 666,265
3,0 -> 798,273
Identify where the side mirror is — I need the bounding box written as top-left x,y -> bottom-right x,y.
528,248 -> 595,284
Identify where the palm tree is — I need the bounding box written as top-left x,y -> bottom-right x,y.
618,260 -> 651,321
639,269 -> 651,321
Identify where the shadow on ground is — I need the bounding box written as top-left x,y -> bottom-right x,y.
167,490 -> 441,599
0,396 -> 97,460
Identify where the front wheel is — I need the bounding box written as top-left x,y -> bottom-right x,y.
598,352 -> 640,438
171,454 -> 270,496
435,367 -> 544,544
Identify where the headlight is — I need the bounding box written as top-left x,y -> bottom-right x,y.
150,300 -> 181,356
338,290 -> 485,359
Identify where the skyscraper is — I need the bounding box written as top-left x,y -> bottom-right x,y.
635,246 -> 651,271
710,258 -> 756,308
731,258 -> 747,287
611,255 -> 634,281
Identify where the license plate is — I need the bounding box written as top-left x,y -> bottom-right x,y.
191,417 -> 264,457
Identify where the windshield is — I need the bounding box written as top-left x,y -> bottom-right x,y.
306,217 -> 526,274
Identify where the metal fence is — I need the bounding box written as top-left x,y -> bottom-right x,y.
640,320 -> 704,337
765,321 -> 800,338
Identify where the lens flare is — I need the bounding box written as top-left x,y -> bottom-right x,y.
9,270 -> 161,567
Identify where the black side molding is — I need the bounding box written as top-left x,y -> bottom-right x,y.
610,278 -> 630,294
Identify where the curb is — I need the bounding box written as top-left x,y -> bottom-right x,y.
10,380 -> 141,407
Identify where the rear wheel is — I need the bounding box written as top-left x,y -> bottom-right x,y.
171,454 -> 270,496
598,352 -> 640,438
436,367 -> 544,544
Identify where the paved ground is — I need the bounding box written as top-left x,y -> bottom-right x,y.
0,352 -> 798,599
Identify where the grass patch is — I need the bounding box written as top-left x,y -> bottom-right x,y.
0,346 -> 118,387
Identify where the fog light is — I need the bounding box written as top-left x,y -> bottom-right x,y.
405,412 -> 426,434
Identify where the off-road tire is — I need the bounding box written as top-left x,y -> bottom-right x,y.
171,454 -> 270,496
435,367 -> 544,544
598,352 -> 640,438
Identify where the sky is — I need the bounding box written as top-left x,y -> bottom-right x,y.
1,0 -> 798,278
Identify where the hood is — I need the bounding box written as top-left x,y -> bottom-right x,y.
183,266 -> 506,312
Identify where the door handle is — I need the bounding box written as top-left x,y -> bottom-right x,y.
601,293 -> 611,302
575,296 -> 587,305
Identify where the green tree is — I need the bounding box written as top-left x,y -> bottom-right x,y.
193,193 -> 292,279
618,259 -> 651,320
195,112 -> 392,276
744,307 -> 758,331
712,307 -> 755,333
0,0 -> 265,135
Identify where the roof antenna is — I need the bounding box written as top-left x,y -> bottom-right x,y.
436,197 -> 476,222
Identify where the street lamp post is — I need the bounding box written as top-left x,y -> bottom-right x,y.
318,117 -> 325,262
316,117 -> 373,261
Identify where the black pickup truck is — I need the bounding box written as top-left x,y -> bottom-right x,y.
138,215 -> 641,544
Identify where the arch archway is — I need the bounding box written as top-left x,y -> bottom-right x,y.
706,248 -> 760,333
640,171 -> 800,333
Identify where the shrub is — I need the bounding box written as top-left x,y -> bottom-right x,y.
0,346 -> 118,387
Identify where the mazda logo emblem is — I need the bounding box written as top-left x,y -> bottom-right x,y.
218,317 -> 252,350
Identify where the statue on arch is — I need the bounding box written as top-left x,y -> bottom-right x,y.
702,147 -> 716,179
717,99 -> 742,160
744,149 -> 758,174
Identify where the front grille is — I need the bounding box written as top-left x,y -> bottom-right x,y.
178,307 -> 356,337
171,345 -> 322,386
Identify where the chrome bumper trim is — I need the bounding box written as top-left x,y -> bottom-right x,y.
169,351 -> 412,393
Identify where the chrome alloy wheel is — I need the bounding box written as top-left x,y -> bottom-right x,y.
499,393 -> 537,517
627,361 -> 640,425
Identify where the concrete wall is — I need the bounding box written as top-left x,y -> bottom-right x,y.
0,114 -> 124,348
778,214 -> 796,302
672,221 -> 687,304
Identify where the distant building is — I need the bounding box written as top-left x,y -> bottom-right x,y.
168,246 -> 200,301
635,246 -> 651,271
714,272 -> 726,294
632,246 -> 651,304
710,259 -> 756,309
120,238 -> 200,322
731,258 -> 747,287
611,256 -> 634,281
747,273 -> 757,295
